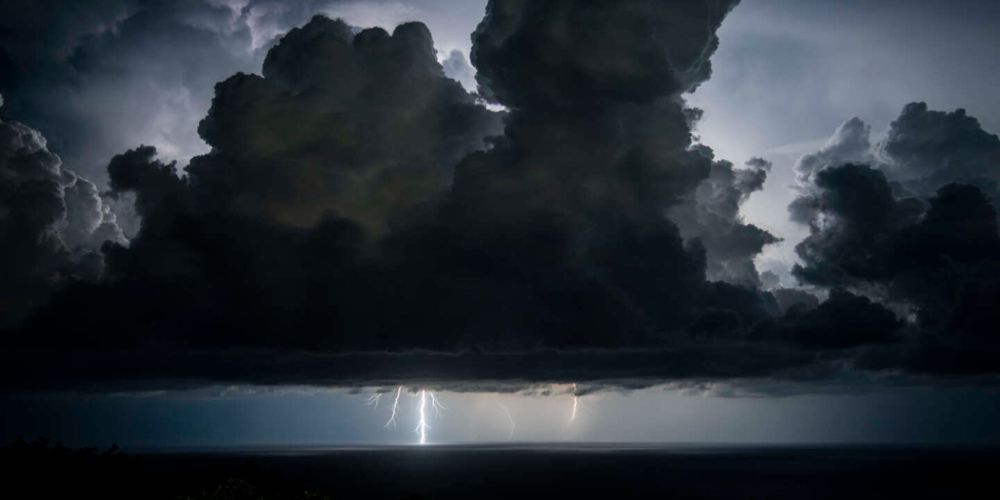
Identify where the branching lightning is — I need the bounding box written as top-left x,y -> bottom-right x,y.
385,386 -> 402,428
429,392 -> 446,416
368,384 -> 587,445
368,386 -> 441,444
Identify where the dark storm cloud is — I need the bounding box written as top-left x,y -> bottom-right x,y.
2,346 -> 823,393
790,103 -> 1000,375
793,172 -> 1000,349
0,0 -> 378,184
790,163 -> 924,286
463,0 -> 777,288
755,288 -> 901,350
4,0 -> 818,390
878,102 -> 1000,205
197,17 -> 502,230
794,102 -> 1000,206
0,97 -> 124,328
470,0 -> 735,109
769,288 -> 819,314
10,14 -> 501,349
54,16 -> 501,353
4,1 -> 1000,392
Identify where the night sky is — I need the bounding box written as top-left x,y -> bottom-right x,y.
2,0 -> 1000,448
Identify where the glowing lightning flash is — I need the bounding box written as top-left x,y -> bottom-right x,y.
385,386 -> 402,428
366,385 -> 583,444
369,386 -> 440,445
429,392 -> 446,416
416,390 -> 430,444
568,383 -> 579,424
496,400 -> 515,441
367,384 -> 585,444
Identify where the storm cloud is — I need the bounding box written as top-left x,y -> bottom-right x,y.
3,1 -> 1000,392
790,103 -> 1000,375
0,97 -> 124,328
0,0 -> 483,185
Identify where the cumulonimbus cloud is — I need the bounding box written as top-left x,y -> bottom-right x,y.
790,103 -> 1000,376
0,98 -> 125,329
3,0 -> 1000,392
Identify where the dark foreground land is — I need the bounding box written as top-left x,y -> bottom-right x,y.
4,440 -> 999,499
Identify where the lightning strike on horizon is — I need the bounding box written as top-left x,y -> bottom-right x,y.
385,386 -> 402,428
496,400 -> 515,441
568,383 -> 579,424
368,384 -> 578,444
416,389 -> 429,444
429,392 -> 445,416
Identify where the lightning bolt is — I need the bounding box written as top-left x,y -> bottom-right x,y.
429,392 -> 446,416
366,385 -> 584,444
366,384 -> 587,444
385,386 -> 402,428
369,386 -> 440,445
568,383 -> 579,424
496,400 -> 515,441
416,389 -> 429,445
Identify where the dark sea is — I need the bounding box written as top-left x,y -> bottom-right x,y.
117,443 -> 999,499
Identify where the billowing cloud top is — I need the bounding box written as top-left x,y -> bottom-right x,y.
471,0 -> 736,108
0,95 -> 125,329
791,102 -> 1000,375
2,0 -> 1000,392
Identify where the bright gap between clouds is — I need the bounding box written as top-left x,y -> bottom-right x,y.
8,384 -> 1000,448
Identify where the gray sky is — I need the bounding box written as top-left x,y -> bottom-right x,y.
692,0 -> 1000,269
